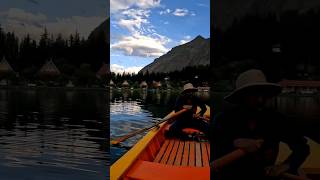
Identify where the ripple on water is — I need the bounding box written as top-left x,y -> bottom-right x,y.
0,89 -> 108,179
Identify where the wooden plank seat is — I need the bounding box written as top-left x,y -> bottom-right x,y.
126,160 -> 210,180
153,139 -> 210,167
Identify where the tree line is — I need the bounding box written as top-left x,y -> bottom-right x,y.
213,8 -> 320,90
110,65 -> 210,88
0,23 -> 107,86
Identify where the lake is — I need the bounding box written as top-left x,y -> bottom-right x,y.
0,87 -> 108,180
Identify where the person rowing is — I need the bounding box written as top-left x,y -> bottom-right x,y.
211,69 -> 310,180
166,83 -> 209,139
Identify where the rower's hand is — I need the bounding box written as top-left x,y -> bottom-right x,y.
193,113 -> 201,119
183,105 -> 192,110
233,138 -> 264,153
265,163 -> 290,177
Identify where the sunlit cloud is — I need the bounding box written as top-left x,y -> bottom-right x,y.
110,0 -> 161,13
111,64 -> 143,74
111,33 -> 169,57
173,8 -> 189,16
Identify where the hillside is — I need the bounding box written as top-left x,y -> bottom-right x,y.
139,36 -> 210,74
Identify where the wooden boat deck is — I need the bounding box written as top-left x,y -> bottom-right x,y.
153,139 -> 210,167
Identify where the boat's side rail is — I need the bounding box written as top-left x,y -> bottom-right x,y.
111,112 -> 174,180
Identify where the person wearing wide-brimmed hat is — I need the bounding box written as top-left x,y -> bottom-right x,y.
211,69 -> 309,180
166,83 -> 209,139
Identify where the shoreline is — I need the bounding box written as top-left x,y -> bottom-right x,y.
0,85 -> 108,91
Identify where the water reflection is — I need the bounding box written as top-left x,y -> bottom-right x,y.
0,88 -> 108,180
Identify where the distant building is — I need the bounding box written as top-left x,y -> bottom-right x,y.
122,80 -> 129,87
96,63 -> 108,78
0,57 -> 16,85
110,80 -> 115,87
38,59 -> 61,77
152,81 -> 161,89
0,57 -> 15,75
140,81 -> 148,88
278,80 -> 320,94
164,77 -> 171,89
66,80 -> 74,88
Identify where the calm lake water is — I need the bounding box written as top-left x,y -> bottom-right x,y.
110,89 -> 211,164
0,88 -> 108,180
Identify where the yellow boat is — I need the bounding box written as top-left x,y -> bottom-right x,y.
277,139 -> 320,179
111,105 -> 210,180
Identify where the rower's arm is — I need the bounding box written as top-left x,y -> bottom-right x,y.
196,96 -> 207,116
282,135 -> 310,173
279,117 -> 310,173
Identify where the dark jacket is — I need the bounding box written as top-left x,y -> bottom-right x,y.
211,106 -> 310,179
174,92 -> 207,116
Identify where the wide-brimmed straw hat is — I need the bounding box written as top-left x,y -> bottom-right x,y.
182,83 -> 198,93
224,69 -> 282,104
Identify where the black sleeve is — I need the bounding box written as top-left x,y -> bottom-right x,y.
195,96 -> 207,116
174,96 -> 183,112
211,112 -> 236,162
279,116 -> 310,173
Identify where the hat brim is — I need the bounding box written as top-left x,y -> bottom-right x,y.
182,88 -> 198,93
224,83 -> 282,104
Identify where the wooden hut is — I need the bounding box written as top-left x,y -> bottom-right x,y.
152,81 -> 162,89
110,80 -> 115,87
140,81 -> 148,88
38,59 -> 61,77
96,63 -> 108,78
0,57 -> 15,75
122,80 -> 129,88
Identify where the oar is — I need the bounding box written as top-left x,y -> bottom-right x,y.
212,149 -> 311,180
110,108 -> 189,145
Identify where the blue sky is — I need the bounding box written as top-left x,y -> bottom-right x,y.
110,0 -> 210,74
0,0 -> 108,40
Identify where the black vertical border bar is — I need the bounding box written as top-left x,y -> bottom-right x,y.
105,0 -> 110,179
209,1 -> 214,179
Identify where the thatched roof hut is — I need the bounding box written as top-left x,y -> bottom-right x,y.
152,81 -> 162,88
140,81 -> 148,88
96,63 -> 108,78
122,80 -> 129,87
110,80 -> 115,86
38,59 -> 61,77
0,57 -> 15,75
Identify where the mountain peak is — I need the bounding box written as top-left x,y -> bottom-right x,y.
139,35 -> 210,74
194,35 -> 205,40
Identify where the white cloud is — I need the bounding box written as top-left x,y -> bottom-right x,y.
118,9 -> 150,32
173,8 -> 189,17
179,35 -> 192,45
0,8 -> 105,40
164,21 -> 169,25
159,8 -> 171,15
111,64 -> 143,74
190,12 -> 196,16
110,0 -> 161,13
111,33 -> 169,58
